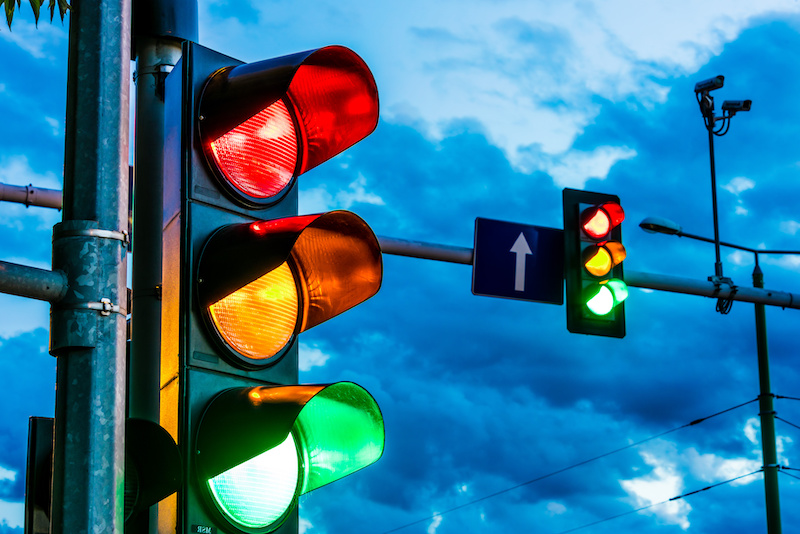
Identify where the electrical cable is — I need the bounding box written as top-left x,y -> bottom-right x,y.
778,468 -> 800,481
776,395 -> 800,402
379,398 -> 757,534
554,469 -> 763,534
775,416 -> 800,432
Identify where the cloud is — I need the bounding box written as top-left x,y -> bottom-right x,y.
546,501 -> 567,515
298,342 -> 331,372
620,450 -> 692,529
0,499 -> 22,529
540,145 -> 637,188
299,173 -> 385,214
427,514 -> 443,534
723,176 -> 755,195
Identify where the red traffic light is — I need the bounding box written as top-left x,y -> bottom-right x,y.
580,202 -> 624,240
197,46 -> 379,207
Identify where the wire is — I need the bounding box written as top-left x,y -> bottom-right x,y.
776,395 -> 800,402
554,470 -> 763,534
778,468 -> 800,481
379,398 -> 757,534
775,416 -> 800,432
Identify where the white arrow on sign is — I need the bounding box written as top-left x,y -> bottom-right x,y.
510,232 -> 532,292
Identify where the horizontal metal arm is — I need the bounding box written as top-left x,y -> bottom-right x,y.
377,236 -> 474,265
376,235 -> 800,310
0,260 -> 67,302
0,182 -> 62,210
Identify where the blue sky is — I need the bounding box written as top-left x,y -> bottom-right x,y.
2,1 -> 800,533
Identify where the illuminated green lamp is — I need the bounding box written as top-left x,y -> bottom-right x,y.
585,278 -> 628,316
195,382 -> 384,533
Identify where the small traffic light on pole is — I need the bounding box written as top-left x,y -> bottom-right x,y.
161,41 -> 384,534
563,188 -> 627,338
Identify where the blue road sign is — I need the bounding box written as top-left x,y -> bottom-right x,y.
472,218 -> 564,304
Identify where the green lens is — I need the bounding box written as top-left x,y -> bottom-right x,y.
586,285 -> 614,315
208,432 -> 299,529
293,382 -> 384,494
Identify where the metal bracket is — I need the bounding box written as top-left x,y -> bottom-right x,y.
63,297 -> 126,316
56,227 -> 130,246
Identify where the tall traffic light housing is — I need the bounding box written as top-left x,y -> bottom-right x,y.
563,188 -> 627,338
161,42 -> 384,534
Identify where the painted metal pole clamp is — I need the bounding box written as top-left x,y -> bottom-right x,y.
56,227 -> 130,246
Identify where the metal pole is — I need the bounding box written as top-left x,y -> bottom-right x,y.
49,0 -> 131,532
707,124 -> 724,278
753,264 -> 782,533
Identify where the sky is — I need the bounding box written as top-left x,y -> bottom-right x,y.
1,1 -> 800,533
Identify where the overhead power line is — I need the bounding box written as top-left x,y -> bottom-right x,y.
380,398 -> 758,534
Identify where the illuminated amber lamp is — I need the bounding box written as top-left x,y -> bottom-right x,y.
196,210 -> 382,367
197,46 -> 379,207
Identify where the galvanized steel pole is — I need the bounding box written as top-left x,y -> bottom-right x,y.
49,1 -> 131,532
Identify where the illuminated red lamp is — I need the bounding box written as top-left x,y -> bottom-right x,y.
580,202 -> 624,240
197,46 -> 380,207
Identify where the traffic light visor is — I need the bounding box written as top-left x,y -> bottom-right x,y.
198,211 -> 382,366
196,383 -> 384,532
199,46 -> 379,206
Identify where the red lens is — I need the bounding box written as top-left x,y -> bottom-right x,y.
581,208 -> 611,239
208,99 -> 299,200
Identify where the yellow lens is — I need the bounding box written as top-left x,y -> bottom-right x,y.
208,262 -> 299,361
583,246 -> 612,277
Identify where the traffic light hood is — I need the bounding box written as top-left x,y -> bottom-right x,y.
197,45 -> 379,206
196,210 -> 383,364
194,382 -> 384,530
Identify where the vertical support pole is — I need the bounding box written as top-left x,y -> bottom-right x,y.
707,125 -> 724,278
753,265 -> 782,534
49,0 -> 131,532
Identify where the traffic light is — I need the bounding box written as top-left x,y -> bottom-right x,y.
160,41 -> 384,534
562,188 -> 627,337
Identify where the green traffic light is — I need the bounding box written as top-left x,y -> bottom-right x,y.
208,433 -> 300,529
196,382 -> 384,533
585,279 -> 628,316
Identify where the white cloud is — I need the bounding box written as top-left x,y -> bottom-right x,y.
0,499 -> 23,529
0,17 -> 65,60
723,176 -> 755,195
540,145 -> 637,188
299,173 -> 384,213
684,449 -> 760,486
299,517 -> 314,534
427,514 -> 443,534
620,451 -> 692,530
0,154 -> 61,190
201,1 -> 800,171
546,501 -> 567,515
298,342 -> 331,372
0,466 -> 15,482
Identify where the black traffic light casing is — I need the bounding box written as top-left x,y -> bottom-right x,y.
161,41 -> 384,534
562,188 -> 627,338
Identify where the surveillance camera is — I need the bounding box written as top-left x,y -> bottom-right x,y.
694,75 -> 724,93
722,100 -> 752,113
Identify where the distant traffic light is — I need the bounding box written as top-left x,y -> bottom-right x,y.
160,41 -> 384,534
563,189 -> 627,337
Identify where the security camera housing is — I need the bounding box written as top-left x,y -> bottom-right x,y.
694,75 -> 724,93
722,100 -> 752,113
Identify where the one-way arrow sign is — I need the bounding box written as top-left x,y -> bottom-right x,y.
472,218 -> 564,304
